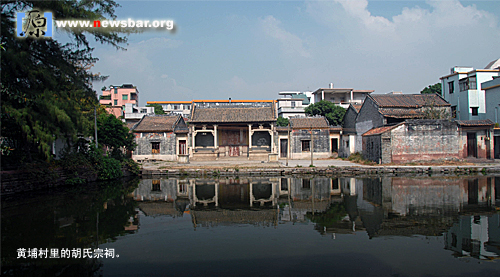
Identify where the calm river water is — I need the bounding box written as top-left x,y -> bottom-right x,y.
2,175 -> 499,277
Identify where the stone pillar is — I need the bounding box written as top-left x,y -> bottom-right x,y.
192,184 -> 197,207
192,129 -> 197,150
214,125 -> 218,148
350,90 -> 353,102
270,124 -> 274,153
215,183 -> 219,207
248,124 -> 252,150
322,90 -> 324,101
249,183 -> 253,207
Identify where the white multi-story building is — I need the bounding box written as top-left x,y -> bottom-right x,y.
441,59 -> 500,121
276,91 -> 310,119
311,83 -> 373,109
146,101 -> 192,118
483,77 -> 500,124
482,75 -> 500,159
123,103 -> 154,125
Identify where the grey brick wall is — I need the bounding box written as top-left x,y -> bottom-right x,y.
363,120 -> 461,164
391,119 -> 459,162
134,132 -> 177,156
290,129 -> 330,154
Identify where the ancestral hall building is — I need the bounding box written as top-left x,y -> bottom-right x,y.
188,100 -> 278,161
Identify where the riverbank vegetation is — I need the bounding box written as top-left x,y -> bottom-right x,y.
1,1 -> 138,180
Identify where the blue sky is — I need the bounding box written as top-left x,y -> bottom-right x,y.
80,0 -> 500,105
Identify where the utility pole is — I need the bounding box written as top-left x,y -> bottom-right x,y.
310,125 -> 314,167
286,121 -> 290,166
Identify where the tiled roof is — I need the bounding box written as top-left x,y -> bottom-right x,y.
290,117 -> 329,129
132,115 -> 181,132
378,108 -> 423,118
362,124 -> 400,136
370,93 -> 449,108
190,106 -> 276,123
352,104 -> 363,113
456,119 -> 495,127
126,122 -> 138,130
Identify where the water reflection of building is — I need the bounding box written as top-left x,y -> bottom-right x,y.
334,177 -> 496,237
131,179 -> 190,218
278,177 -> 343,223
329,176 -> 498,259
131,177 -> 282,227
190,177 -> 279,209
131,175 -> 498,259
445,215 -> 500,260
189,178 -> 281,228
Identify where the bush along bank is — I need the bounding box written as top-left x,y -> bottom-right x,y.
1,147 -> 140,195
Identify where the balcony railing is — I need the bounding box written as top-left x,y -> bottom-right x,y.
100,95 -> 111,100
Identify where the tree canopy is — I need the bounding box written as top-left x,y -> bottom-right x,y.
421,83 -> 442,95
1,1 -> 130,164
97,113 -> 136,159
276,116 -> 289,127
146,104 -> 165,115
304,100 -> 346,126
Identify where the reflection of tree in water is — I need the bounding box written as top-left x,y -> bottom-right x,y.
305,202 -> 347,228
1,178 -> 139,276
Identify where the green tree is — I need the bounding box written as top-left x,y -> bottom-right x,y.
276,116 -> 289,127
146,104 -> 165,115
1,1 -> 130,165
97,113 -> 136,159
421,83 -> 442,95
304,100 -> 346,126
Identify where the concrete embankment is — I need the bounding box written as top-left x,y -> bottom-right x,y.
139,159 -> 500,177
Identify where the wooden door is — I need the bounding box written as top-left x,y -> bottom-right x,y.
467,133 -> 477,158
280,139 -> 288,158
